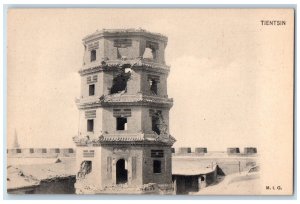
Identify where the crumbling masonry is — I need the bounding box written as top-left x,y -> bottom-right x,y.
73,29 -> 176,194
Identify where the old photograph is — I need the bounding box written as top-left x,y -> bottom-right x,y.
6,8 -> 294,195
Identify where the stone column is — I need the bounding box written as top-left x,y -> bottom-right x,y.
128,157 -> 132,185
173,177 -> 177,194
112,158 -> 116,185
201,175 -> 207,188
198,176 -> 202,191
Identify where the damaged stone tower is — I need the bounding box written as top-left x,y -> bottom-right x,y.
73,29 -> 175,194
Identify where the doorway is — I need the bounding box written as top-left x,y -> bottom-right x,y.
116,159 -> 128,184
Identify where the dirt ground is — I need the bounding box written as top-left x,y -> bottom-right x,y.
192,171 -> 261,195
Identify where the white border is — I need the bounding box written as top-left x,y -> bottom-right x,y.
0,0 -> 298,203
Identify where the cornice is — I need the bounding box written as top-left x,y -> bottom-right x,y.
73,133 -> 176,147
76,94 -> 173,110
83,28 -> 168,44
76,100 -> 173,110
79,59 -> 170,76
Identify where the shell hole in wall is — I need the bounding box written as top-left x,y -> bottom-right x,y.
110,72 -> 131,94
143,48 -> 155,59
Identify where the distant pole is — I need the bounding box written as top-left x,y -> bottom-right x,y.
13,129 -> 20,149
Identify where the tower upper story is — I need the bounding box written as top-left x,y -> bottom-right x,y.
82,28 -> 168,67
77,29 -> 173,109
74,29 -> 175,146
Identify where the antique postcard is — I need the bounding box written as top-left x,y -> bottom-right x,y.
6,8 -> 294,196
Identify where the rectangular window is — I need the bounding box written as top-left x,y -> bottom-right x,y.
151,150 -> 164,158
114,39 -> 132,48
113,109 -> 131,117
29,148 -> 34,153
87,76 -> 92,83
87,75 -> 97,84
89,84 -> 95,96
87,119 -> 94,132
92,75 -> 98,82
42,148 -> 47,153
149,79 -> 158,95
116,117 -> 127,130
152,116 -> 160,135
91,50 -> 96,62
153,160 -> 162,173
85,110 -> 96,119
55,148 -> 60,153
88,42 -> 99,51
83,150 -> 95,157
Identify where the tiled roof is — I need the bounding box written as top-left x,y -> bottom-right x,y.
73,133 -> 175,146
101,94 -> 173,103
76,94 -> 173,109
99,137 -> 144,142
172,157 -> 217,176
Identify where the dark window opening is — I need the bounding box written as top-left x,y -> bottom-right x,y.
116,117 -> 127,130
16,149 -> 21,153
116,159 -> 128,184
149,79 -> 158,95
117,48 -> 122,59
42,148 -> 47,153
87,119 -> 94,132
153,160 -> 162,173
69,148 -> 74,153
55,148 -> 60,153
90,50 -> 96,62
110,73 -> 130,94
200,176 -> 205,181
89,84 -> 95,96
152,116 -> 161,135
30,148 -> 34,153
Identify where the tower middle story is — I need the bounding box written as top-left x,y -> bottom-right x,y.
73,29 -> 176,194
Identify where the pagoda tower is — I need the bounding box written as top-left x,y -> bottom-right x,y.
73,29 -> 175,194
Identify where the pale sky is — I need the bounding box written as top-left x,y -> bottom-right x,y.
7,9 -> 294,152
